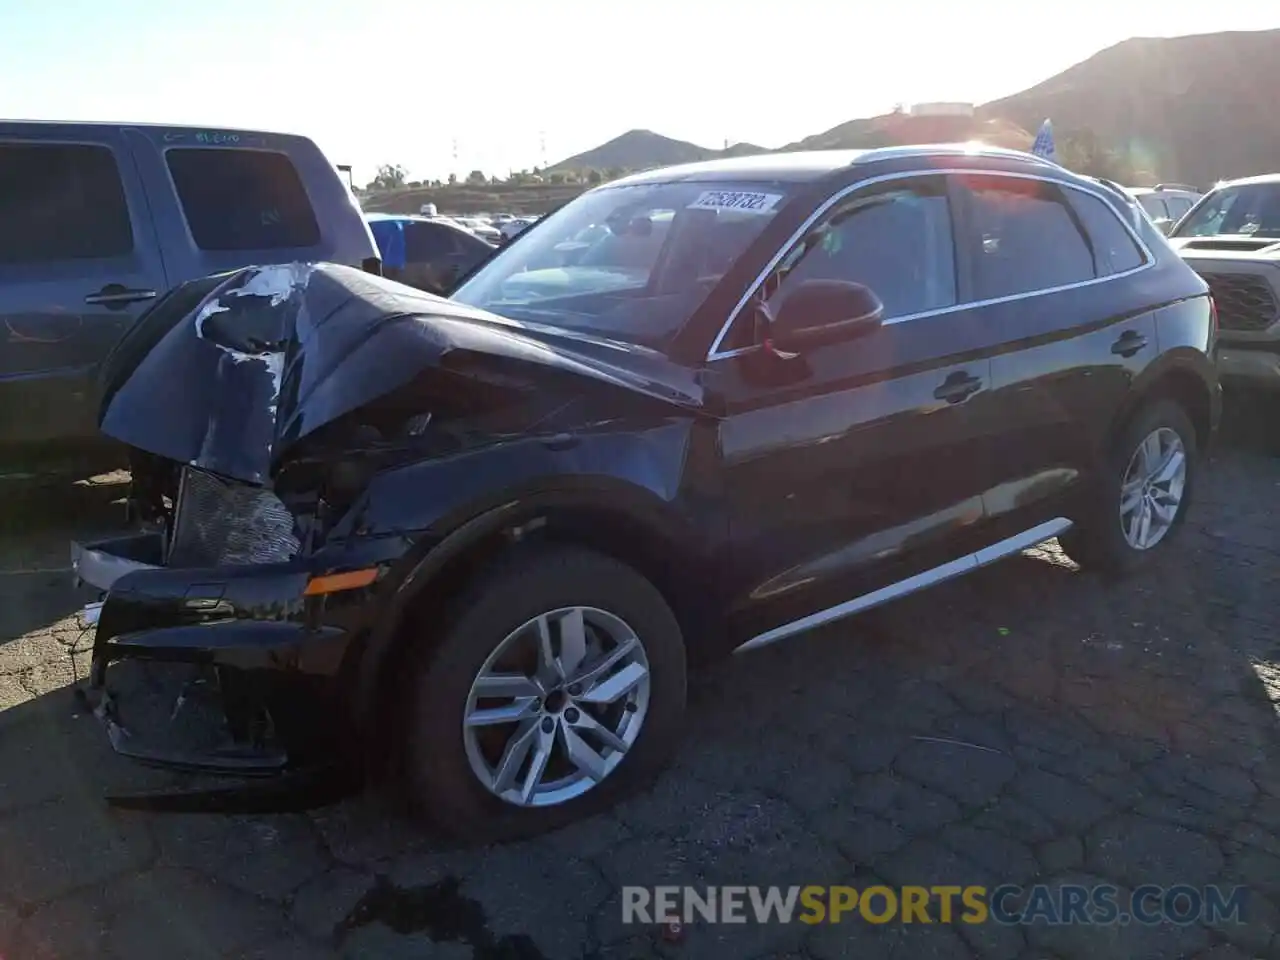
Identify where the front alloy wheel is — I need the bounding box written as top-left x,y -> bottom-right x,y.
403,545 -> 686,843
463,606 -> 650,807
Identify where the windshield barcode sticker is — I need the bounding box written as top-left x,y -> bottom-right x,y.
687,191 -> 782,213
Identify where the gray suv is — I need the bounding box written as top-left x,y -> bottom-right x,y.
0,122 -> 380,474
1168,174 -> 1280,390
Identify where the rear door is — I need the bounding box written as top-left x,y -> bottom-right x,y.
958,173 -> 1159,539
0,128 -> 167,448
121,127 -> 377,284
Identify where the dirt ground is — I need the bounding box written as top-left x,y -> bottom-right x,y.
1,410 -> 1278,960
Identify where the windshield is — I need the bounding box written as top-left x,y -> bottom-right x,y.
451,180 -> 793,348
1173,182 -> 1280,239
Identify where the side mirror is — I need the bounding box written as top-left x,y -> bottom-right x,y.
769,279 -> 884,352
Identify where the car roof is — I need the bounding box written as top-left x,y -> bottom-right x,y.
607,143 -> 1063,187
0,118 -> 308,140
1126,186 -> 1197,197
1212,173 -> 1280,189
365,213 -> 446,224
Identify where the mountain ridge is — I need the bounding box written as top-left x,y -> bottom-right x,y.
548,28 -> 1280,186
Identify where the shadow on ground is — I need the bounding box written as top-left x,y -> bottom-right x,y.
0,471 -> 132,643
0,407 -> 1276,959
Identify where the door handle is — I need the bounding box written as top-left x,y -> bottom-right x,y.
85,284 -> 158,309
1111,331 -> 1149,357
933,372 -> 983,404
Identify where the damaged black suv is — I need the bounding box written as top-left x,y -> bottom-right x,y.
74,145 -> 1219,841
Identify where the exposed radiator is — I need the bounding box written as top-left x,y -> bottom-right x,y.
167,467 -> 300,567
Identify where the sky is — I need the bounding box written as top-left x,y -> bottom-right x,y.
2,1 -> 1277,185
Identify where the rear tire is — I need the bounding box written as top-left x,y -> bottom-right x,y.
402,544 -> 686,844
1060,398 -> 1198,577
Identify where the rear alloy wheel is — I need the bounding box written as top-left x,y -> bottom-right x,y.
403,545 -> 686,842
1060,398 -> 1198,576
1116,426 -> 1187,551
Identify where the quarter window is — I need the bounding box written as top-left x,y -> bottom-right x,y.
768,177 -> 957,322
0,142 -> 134,264
166,148 -> 320,251
1067,190 -> 1145,276
961,177 -> 1095,299
1138,194 -> 1169,221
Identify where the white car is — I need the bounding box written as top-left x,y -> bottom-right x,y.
498,217 -> 537,241
1125,184 -> 1202,235
453,217 -> 503,244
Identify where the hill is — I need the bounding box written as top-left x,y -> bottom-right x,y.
545,28 -> 1280,186
370,28 -> 1280,214
546,129 -> 766,173
976,28 -> 1280,186
781,113 -> 1033,152
360,181 -> 583,217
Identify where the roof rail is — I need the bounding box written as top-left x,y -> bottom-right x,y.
1155,183 -> 1198,193
853,143 -> 1063,169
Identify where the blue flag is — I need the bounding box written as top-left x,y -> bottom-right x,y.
1031,119 -> 1057,161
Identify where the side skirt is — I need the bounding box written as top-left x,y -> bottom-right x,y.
734,518 -> 1072,654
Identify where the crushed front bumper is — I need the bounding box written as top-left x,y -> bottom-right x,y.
73,531 -> 361,789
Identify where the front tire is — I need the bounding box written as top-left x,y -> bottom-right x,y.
1060,398 -> 1198,577
402,544 -> 687,843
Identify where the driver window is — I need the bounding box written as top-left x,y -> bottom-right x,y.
722,176 -> 956,351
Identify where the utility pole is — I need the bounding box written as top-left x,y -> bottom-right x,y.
539,130 -> 547,170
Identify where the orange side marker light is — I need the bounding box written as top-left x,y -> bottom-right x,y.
303,567 -> 379,596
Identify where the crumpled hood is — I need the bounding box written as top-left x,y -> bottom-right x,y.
98,262 -> 704,484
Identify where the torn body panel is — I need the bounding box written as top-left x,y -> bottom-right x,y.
97,262 -> 706,485
76,264 -> 716,808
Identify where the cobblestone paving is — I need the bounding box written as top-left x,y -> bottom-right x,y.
1,418 -> 1278,960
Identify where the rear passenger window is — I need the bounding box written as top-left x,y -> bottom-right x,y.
1067,190 -> 1146,276
404,222 -> 462,261
962,177 -> 1095,299
1166,197 -> 1193,220
0,142 -> 133,264
166,148 -> 320,251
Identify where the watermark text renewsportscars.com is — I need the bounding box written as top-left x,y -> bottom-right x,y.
622,884 -> 1249,926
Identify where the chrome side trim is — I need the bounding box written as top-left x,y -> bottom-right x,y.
705,167 -> 1157,361
733,517 -> 1072,654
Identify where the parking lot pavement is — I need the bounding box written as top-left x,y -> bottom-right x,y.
1,421 -> 1278,960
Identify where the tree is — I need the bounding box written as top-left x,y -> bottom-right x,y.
448,173 -> 458,185
466,169 -> 487,185
369,163 -> 408,191
586,169 -> 603,185
1056,129 -> 1152,184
